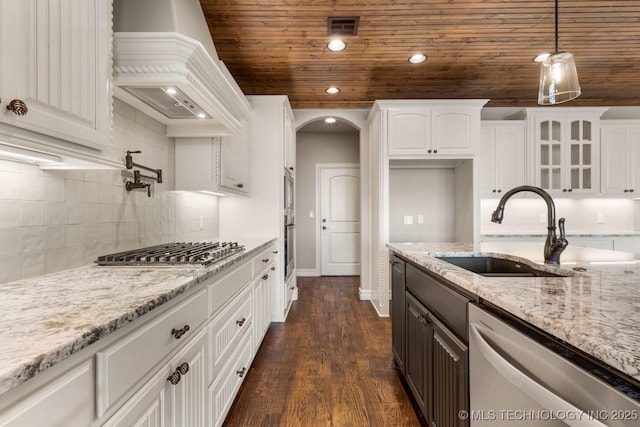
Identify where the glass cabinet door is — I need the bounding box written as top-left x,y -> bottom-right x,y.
568,119 -> 593,191
538,119 -> 562,190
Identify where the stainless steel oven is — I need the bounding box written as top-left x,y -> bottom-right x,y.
284,168 -> 294,281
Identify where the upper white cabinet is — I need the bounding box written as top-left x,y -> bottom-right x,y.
479,121 -> 526,196
526,108 -> 608,195
601,121 -> 640,196
0,0 -> 113,151
284,108 -> 296,175
382,100 -> 488,157
175,124 -> 251,196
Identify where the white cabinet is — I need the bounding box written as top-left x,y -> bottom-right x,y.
284,107 -> 296,175
383,101 -> 487,157
601,121 -> 640,196
175,130 -> 251,196
527,108 -> 607,195
479,121 -> 527,195
0,0 -> 113,151
220,96 -> 296,322
614,237 -> 640,257
104,328 -> 207,427
0,362 -> 93,427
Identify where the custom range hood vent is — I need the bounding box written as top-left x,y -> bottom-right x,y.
112,0 -> 251,137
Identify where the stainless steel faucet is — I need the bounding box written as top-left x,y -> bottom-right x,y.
491,185 -> 568,265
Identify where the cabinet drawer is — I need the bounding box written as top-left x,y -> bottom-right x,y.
209,285 -> 253,384
96,289 -> 207,417
253,247 -> 275,274
406,264 -> 469,341
0,361 -> 92,427
209,260 -> 252,315
209,330 -> 253,427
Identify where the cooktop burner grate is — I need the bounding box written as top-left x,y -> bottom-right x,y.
94,242 -> 245,266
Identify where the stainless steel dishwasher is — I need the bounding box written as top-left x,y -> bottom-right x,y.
469,304 -> 640,426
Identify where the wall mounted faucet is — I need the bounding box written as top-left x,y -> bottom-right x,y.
491,185 -> 568,265
124,150 -> 162,197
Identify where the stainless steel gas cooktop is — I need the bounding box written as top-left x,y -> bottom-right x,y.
94,242 -> 245,266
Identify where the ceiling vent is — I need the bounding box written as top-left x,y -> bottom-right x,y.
327,17 -> 359,36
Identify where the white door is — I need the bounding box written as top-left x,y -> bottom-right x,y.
320,166 -> 360,275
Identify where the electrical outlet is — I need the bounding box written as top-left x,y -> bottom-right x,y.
403,215 -> 413,225
417,214 -> 424,224
597,213 -> 604,223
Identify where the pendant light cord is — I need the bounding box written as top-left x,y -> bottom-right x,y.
555,0 -> 559,53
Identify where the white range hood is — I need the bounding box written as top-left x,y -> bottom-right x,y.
112,0 -> 251,137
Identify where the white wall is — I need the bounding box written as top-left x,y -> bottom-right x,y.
0,98 -> 219,284
295,131 -> 359,272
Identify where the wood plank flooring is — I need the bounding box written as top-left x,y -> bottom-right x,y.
223,276 -> 421,427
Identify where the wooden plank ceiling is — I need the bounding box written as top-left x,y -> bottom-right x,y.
200,0 -> 640,109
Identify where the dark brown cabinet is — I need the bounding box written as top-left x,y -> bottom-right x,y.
391,256 -> 406,373
394,256 -> 470,426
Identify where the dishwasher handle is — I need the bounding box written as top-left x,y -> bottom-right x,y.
470,322 -> 607,427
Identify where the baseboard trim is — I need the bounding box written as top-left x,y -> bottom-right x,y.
358,288 -> 373,300
296,269 -> 320,277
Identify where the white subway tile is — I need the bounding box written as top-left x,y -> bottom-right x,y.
21,201 -> 44,226
45,202 -> 66,225
46,226 -> 65,249
65,224 -> 84,246
0,171 -> 22,199
0,200 -> 21,228
45,248 -> 67,274
0,228 -> 21,256
0,255 -> 21,283
20,250 -> 45,279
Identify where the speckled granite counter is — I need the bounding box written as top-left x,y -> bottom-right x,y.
388,242 -> 640,383
0,238 -> 275,396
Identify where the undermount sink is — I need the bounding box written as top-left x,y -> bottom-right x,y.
435,256 -> 568,278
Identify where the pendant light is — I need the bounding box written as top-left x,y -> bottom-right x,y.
537,0 -> 581,105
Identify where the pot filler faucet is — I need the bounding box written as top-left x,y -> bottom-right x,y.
491,185 -> 568,265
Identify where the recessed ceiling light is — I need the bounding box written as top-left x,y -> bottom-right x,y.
165,88 -> 178,95
325,117 -> 337,124
327,39 -> 346,52
197,113 -> 206,119
326,86 -> 340,94
408,53 -> 427,64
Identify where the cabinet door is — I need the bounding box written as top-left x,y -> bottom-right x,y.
478,127 -> 498,194
565,116 -> 597,194
391,256 -> 406,373
405,292 -> 429,419
427,316 -> 469,427
0,0 -> 112,149
432,109 -> 476,155
387,108 -> 431,156
102,364 -> 171,427
627,128 -> 640,193
495,124 -> 526,192
0,362 -> 92,427
284,107 -> 296,174
171,329 -> 207,427
220,120 -> 250,194
601,126 -> 628,194
534,117 -> 564,192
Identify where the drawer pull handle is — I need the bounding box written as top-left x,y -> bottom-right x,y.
167,362 -> 190,385
177,362 -> 190,375
271,266 -> 276,271
262,258 -> 269,263
236,317 -> 246,327
171,324 -> 190,339
236,367 -> 246,378
7,99 -> 28,116
167,371 -> 181,385
272,250 -> 278,254
262,274 -> 269,280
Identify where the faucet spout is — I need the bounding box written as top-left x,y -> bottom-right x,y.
490,185 -> 568,265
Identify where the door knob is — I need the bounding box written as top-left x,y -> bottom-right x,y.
322,226 -> 329,230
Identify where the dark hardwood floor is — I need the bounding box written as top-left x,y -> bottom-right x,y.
223,276 -> 421,427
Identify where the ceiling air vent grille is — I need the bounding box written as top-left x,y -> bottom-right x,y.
327,17 -> 359,36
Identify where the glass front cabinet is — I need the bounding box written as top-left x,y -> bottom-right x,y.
528,109 -> 607,195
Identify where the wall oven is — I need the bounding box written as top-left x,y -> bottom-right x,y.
284,168 -> 294,281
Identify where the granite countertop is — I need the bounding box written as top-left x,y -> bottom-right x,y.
0,238 -> 275,396
388,241 -> 640,383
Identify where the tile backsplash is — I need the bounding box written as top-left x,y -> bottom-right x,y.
480,197 -> 637,235
0,99 -> 219,284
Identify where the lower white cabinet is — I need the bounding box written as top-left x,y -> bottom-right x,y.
209,330 -> 253,427
104,328 -> 207,427
0,362 -> 93,427
0,244 -> 274,427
